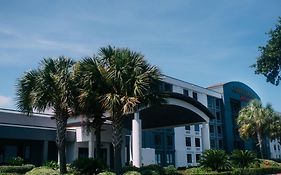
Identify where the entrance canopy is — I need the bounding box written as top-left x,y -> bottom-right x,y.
125,92 -> 214,129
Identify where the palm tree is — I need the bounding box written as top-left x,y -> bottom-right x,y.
97,46 -> 163,174
230,150 -> 258,169
16,57 -> 77,174
73,57 -> 108,161
237,99 -> 275,159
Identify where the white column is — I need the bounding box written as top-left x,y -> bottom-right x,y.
43,140 -> 48,163
201,122 -> 210,150
88,130 -> 95,158
132,111 -> 142,167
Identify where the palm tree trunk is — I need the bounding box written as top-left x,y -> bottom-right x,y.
95,125 -> 102,160
257,132 -> 264,159
112,116 -> 123,175
56,116 -> 67,174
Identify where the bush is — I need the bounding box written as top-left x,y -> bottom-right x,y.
230,150 -> 258,169
140,164 -> 164,175
199,149 -> 231,172
71,157 -> 107,175
98,171 -> 116,175
123,171 -> 141,175
7,157 -> 24,166
164,165 -> 177,175
0,164 -> 35,174
43,160 -> 58,170
122,165 -> 139,173
25,167 -> 58,175
259,159 -> 280,168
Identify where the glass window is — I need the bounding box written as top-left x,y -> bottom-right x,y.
156,153 -> 161,164
194,125 -> 200,131
192,92 -> 198,100
166,153 -> 173,164
195,138 -> 200,147
218,140 -> 223,149
209,125 -> 214,133
215,98 -> 221,108
167,136 -> 173,146
210,139 -> 216,148
216,112 -> 221,120
274,145 -> 277,150
187,154 -> 192,163
217,126 -> 222,134
185,125 -> 190,130
155,135 -> 161,146
183,89 -> 189,96
196,154 -> 201,163
186,137 -> 191,147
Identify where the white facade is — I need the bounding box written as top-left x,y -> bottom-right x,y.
162,75 -> 222,167
269,139 -> 281,159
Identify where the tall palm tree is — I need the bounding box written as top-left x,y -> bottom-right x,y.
237,99 -> 275,159
98,46 -> 163,174
16,57 -> 77,174
73,57 -> 108,161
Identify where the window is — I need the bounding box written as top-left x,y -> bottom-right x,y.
274,145 -> 277,150
218,140 -> 223,149
166,153 -> 173,164
186,137 -> 191,147
185,125 -> 190,130
196,154 -> 201,163
78,147 -> 88,158
167,136 -> 173,146
216,112 -> 221,121
192,92 -> 198,100
183,89 -> 189,96
210,139 -> 215,148
160,82 -> 173,92
195,138 -> 200,147
215,98 -> 221,108
194,124 -> 200,132
155,135 -> 161,146
187,154 -> 192,163
209,125 -> 214,133
217,126 -> 222,134
156,153 -> 161,164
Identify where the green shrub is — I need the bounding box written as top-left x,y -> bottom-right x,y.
43,160 -> 58,170
140,169 -> 159,175
25,167 -> 58,175
7,157 -> 24,166
71,157 -> 107,175
259,159 -> 280,168
98,171 -> 116,175
164,165 -> 177,175
122,165 -> 139,173
140,164 -> 164,175
0,164 -> 35,174
230,150 -> 258,169
123,170 -> 141,175
199,149 -> 231,172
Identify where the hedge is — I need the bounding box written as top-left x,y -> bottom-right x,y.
0,164 -> 35,174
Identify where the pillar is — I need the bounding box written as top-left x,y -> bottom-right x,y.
88,130 -> 95,158
201,122 -> 210,150
132,111 -> 142,167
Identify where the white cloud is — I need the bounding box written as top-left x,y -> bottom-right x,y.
0,95 -> 13,107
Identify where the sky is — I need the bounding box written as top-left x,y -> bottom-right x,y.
0,0 -> 281,112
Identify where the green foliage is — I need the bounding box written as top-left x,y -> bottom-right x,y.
164,165 -> 178,175
7,157 -> 24,166
122,165 -> 139,173
230,150 -> 258,169
253,17 -> 281,85
199,149 -> 231,172
98,171 -> 116,175
122,171 -> 141,175
0,164 -> 35,174
43,160 -> 58,170
140,164 -> 164,175
70,157 -> 107,175
258,159 -> 280,168
25,167 -> 58,175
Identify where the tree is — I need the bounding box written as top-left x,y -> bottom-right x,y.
230,150 -> 258,169
237,100 -> 275,158
16,57 -> 77,174
199,149 -> 231,172
253,17 -> 281,85
73,57 -> 108,161
97,46 -> 163,174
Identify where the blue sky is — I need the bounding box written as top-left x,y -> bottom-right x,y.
0,0 -> 281,111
